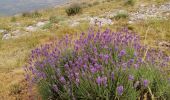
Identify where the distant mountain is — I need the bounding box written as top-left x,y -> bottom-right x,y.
0,0 -> 68,16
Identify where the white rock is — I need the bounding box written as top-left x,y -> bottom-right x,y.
140,4 -> 145,7
25,26 -> 37,32
70,21 -> 80,27
129,2 -> 170,21
36,21 -> 49,28
2,34 -> 11,40
12,30 -> 22,36
90,17 -> 113,26
0,29 -> 5,33
128,21 -> 134,24
166,13 -> 170,16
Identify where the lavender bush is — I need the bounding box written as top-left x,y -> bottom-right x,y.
24,28 -> 170,100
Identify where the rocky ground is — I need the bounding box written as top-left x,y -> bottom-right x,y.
1,2 -> 170,40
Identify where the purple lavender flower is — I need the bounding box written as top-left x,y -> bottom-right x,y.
122,63 -> 127,69
111,72 -> 114,80
103,54 -> 109,64
90,66 -> 97,74
64,64 -> 69,68
53,85 -> 58,92
119,50 -> 126,57
83,64 -> 87,69
94,63 -> 102,71
117,85 -> 123,96
128,75 -> 134,81
76,78 -> 80,85
103,77 -> 107,86
134,51 -> 137,57
96,76 -> 102,85
60,76 -> 66,84
134,64 -> 139,69
143,79 -> 149,87
129,59 -> 134,64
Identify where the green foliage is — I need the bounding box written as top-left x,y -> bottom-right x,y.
42,22 -> 52,29
88,3 -> 93,7
49,16 -> 64,23
125,0 -> 136,6
10,17 -> 16,22
93,1 -> 100,6
22,11 -> 42,18
106,0 -> 114,2
114,12 -> 129,20
65,4 -> 82,16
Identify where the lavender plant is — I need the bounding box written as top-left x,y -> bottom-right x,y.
24,28 -> 170,100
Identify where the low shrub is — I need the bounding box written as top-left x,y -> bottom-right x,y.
25,28 -> 170,100
88,3 -> 93,7
22,11 -> 42,18
125,0 -> 136,6
42,22 -> 52,29
49,16 -> 64,23
93,1 -> 100,6
114,12 -> 129,20
11,17 -> 16,22
65,4 -> 82,16
106,0 -> 114,2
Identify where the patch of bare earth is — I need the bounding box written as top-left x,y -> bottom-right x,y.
0,68 -> 39,100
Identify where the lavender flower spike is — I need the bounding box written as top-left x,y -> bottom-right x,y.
117,85 -> 123,96
143,79 -> 149,87
119,50 -> 126,57
96,76 -> 102,85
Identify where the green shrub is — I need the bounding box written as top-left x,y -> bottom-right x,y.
114,12 -> 129,20
88,3 -> 93,7
11,17 -> 16,22
25,28 -> 170,100
106,0 -> 114,2
93,1 -> 100,6
32,11 -> 42,18
65,4 -> 82,16
22,11 -> 42,18
42,22 -> 52,29
49,16 -> 64,23
125,0 -> 136,6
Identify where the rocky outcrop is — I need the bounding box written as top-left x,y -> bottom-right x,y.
89,17 -> 113,26
130,3 -> 170,22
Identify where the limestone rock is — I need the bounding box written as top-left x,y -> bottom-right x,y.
2,34 -> 11,40
25,26 -> 37,32
90,17 -> 113,26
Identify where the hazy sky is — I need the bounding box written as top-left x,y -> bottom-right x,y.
0,0 -> 68,16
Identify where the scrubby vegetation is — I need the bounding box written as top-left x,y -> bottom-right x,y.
124,0 -> 136,6
114,12 -> 129,20
65,4 -> 82,16
25,28 -> 170,100
22,11 -> 42,18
